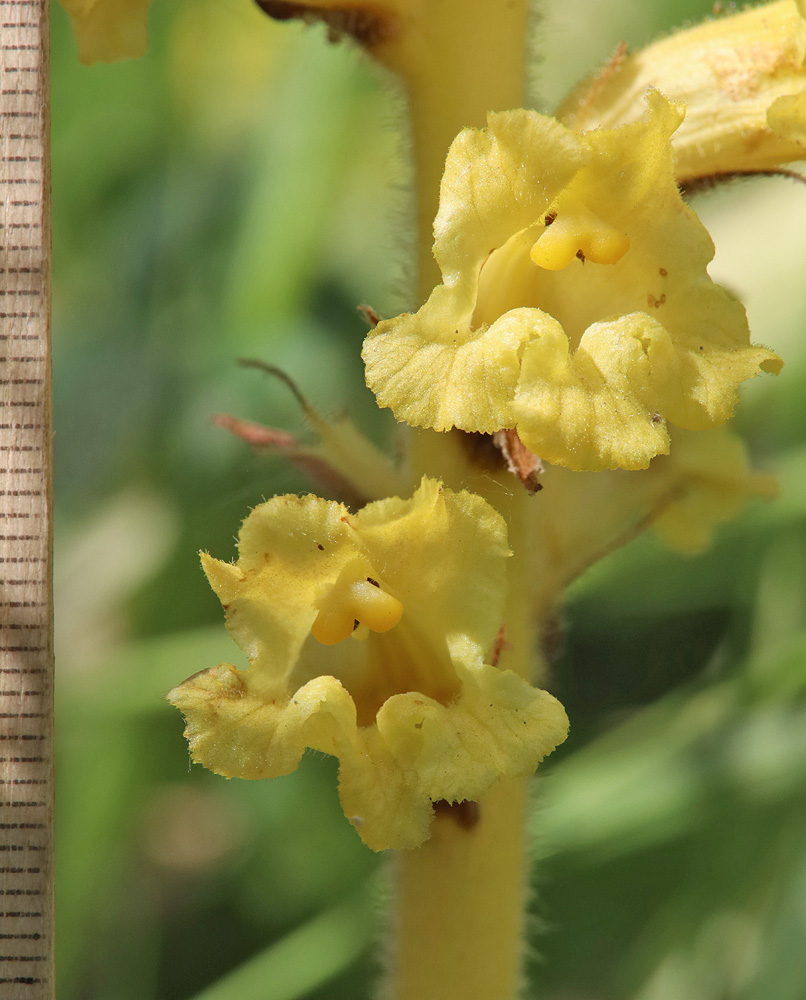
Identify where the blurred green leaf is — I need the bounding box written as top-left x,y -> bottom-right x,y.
189,886 -> 375,1000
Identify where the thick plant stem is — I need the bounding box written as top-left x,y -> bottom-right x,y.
391,435 -> 543,1000
389,777 -> 530,1000
382,4 -> 535,998
378,0 -> 530,299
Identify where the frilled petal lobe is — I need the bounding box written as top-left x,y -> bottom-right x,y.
168,478 -> 569,851
557,0 -> 806,182
364,93 -> 780,471
59,0 -> 151,63
169,646 -> 567,852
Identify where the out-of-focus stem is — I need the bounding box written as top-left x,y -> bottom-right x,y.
379,0 -> 530,299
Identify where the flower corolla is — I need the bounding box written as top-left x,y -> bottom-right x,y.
168,478 -> 568,851
363,92 -> 782,472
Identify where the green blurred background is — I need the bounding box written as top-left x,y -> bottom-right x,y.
51,0 -> 806,997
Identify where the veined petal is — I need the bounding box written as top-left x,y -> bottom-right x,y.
512,312 -> 672,471
377,646 -> 568,806
434,111 -> 586,285
364,92 -> 780,471
557,0 -> 806,183
363,299 -> 534,433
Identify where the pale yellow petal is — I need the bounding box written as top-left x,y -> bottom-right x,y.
203,495 -> 359,682
433,111 -> 586,284
558,0 -> 806,182
768,90 -> 806,147
59,0 -> 151,64
513,312 -> 672,471
352,478 -> 510,652
168,646 -> 569,851
363,299 -> 533,433
377,650 -> 568,804
652,427 -> 779,553
528,426 -> 778,614
170,479 -> 572,851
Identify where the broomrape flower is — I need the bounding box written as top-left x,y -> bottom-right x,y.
168,478 -> 568,851
558,0 -> 806,184
363,91 -> 783,472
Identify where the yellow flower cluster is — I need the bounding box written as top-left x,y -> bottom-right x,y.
68,0 -> 806,853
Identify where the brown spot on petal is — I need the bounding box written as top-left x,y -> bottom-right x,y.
254,0 -> 397,48
488,624 -> 511,668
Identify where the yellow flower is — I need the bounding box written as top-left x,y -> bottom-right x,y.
558,0 -> 806,184
363,91 -> 781,472
59,0 -> 151,64
168,478 -> 568,851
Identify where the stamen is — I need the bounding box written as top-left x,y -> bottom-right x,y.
530,203 -> 630,270
312,578 -> 404,646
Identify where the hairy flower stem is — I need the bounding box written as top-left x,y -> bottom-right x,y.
383,0 -> 530,300
387,474 -> 543,999
383,4 -> 538,997
390,777 -> 530,1000
384,465 -> 544,999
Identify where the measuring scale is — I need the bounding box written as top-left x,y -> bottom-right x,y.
0,0 -> 53,996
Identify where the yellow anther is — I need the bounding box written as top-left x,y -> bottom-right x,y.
530,205 -> 630,270
312,579 -> 404,646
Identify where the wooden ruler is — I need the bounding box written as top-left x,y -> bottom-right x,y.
0,0 -> 53,994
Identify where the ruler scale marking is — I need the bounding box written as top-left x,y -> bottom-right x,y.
0,0 -> 52,996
